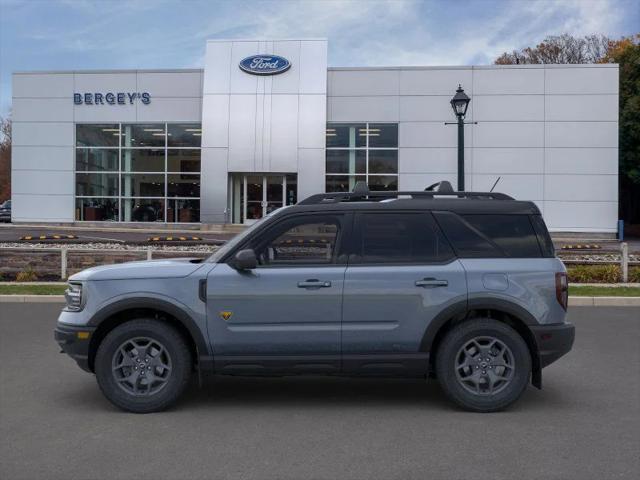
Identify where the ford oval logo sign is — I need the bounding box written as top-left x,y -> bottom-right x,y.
239,55 -> 291,75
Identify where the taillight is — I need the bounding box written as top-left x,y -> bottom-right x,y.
555,272 -> 568,310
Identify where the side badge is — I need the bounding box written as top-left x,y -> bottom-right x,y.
219,311 -> 233,321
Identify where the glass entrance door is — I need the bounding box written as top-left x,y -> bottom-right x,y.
245,175 -> 264,222
230,174 -> 296,224
265,176 -> 284,216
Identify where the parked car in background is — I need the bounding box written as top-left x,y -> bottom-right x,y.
0,200 -> 11,222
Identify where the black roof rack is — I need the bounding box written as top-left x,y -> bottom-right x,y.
298,181 -> 514,205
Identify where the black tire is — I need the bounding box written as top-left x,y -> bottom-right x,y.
95,319 -> 192,413
435,318 -> 531,412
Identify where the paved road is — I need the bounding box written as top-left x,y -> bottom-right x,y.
1,304 -> 638,480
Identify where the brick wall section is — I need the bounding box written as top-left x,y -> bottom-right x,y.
0,249 -> 210,280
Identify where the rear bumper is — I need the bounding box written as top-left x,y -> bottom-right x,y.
54,323 -> 96,373
530,322 -> 575,368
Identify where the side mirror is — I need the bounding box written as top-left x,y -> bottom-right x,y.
231,249 -> 257,271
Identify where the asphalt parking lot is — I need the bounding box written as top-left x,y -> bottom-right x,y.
1,304 -> 638,480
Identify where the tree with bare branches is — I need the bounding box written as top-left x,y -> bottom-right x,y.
495,34 -> 610,64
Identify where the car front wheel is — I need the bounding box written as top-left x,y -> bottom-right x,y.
435,318 -> 531,412
95,319 -> 192,413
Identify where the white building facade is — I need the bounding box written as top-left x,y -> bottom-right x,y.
11,39 -> 619,232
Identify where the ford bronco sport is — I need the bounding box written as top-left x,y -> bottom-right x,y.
55,182 -> 575,413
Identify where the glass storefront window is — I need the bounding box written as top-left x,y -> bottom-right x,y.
368,176 -> 398,191
368,123 -> 398,148
75,148 -> 118,172
326,123 -> 366,148
75,123 -> 202,222
326,122 -> 398,192
167,174 -> 200,197
121,124 -> 166,147
368,150 -> 398,174
121,199 -> 166,222
76,173 -> 119,197
326,150 -> 366,174
167,149 -> 200,172
121,174 -> 165,197
326,175 -> 366,193
76,124 -> 120,147
167,199 -> 200,223
121,149 -> 165,172
75,198 -> 119,221
168,124 -> 202,147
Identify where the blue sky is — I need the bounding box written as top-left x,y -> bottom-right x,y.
0,0 -> 638,116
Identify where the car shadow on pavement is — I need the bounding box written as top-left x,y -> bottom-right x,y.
181,376 -> 463,411
53,373 -> 570,414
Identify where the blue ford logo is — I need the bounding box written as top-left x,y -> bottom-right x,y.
239,55 -> 291,75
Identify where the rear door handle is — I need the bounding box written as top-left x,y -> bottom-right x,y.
415,278 -> 448,288
297,279 -> 332,289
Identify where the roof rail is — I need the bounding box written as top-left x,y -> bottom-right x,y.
298,190 -> 514,205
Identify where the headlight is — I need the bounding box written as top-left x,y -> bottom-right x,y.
64,282 -> 84,311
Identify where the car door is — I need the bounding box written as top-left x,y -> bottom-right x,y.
341,211 -> 467,375
206,213 -> 350,374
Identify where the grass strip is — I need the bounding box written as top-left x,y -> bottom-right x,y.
0,284 -> 67,295
569,286 -> 640,297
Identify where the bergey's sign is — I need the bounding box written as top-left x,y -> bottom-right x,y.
239,55 -> 291,75
74,92 -> 151,105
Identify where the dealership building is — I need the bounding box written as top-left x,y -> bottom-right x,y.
11,39 -> 619,232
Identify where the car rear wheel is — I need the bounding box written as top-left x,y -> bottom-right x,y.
95,319 -> 192,413
435,318 -> 531,412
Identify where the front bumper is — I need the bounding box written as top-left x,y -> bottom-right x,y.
530,322 -> 575,368
54,323 -> 96,372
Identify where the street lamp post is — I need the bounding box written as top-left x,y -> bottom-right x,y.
447,85 -> 473,191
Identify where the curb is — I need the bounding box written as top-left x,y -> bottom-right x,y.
1,295 -> 640,306
568,296 -> 640,306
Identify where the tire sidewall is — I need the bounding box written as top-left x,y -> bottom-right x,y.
436,320 -> 532,412
95,320 -> 191,413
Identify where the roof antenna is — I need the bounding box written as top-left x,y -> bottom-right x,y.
490,176 -> 501,193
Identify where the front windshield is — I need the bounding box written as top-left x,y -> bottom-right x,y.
207,207 -> 291,263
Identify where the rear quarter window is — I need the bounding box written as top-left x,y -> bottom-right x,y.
462,214 -> 542,258
434,212 -> 543,258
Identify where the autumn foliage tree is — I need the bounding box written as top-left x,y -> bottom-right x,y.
0,116 -> 10,202
495,34 -> 640,226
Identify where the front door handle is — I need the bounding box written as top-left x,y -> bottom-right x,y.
297,279 -> 332,289
415,278 -> 448,288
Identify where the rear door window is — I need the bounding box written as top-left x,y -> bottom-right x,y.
352,212 -> 454,264
433,211 -> 503,258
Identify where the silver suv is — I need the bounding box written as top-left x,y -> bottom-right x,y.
55,184 -> 575,413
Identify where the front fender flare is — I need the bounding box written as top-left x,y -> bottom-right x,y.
87,295 -> 211,359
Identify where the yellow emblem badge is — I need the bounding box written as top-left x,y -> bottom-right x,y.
220,311 -> 233,321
